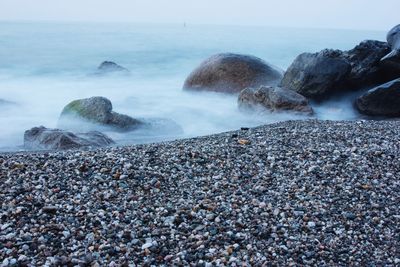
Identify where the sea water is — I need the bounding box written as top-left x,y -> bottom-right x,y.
0,21 -> 385,151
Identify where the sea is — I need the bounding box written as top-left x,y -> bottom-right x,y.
0,21 -> 385,151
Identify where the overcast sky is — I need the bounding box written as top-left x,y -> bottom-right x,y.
0,0 -> 398,31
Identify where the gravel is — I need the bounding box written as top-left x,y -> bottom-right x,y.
1,120 -> 399,266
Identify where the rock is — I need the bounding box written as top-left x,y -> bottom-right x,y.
346,40 -> 395,86
281,40 -> 399,100
24,126 -> 114,150
381,24 -> 400,63
183,53 -> 283,93
58,96 -> 142,132
238,86 -> 313,114
280,49 -> 351,99
96,61 -> 130,75
355,78 -> 400,117
42,206 -> 58,214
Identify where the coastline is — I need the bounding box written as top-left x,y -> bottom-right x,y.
1,119 -> 399,265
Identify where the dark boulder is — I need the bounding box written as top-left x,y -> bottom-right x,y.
24,126 -> 114,150
346,40 -> 395,86
96,61 -> 130,75
238,86 -> 313,114
281,40 -> 399,100
58,96 -> 142,132
280,49 -> 351,99
355,78 -> 400,117
183,53 -> 283,94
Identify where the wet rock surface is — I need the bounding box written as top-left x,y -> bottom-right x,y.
183,53 -> 284,94
281,40 -> 399,99
238,86 -> 313,114
24,126 -> 115,150
58,96 -> 143,132
1,120 -> 399,265
95,61 -> 130,75
281,49 -> 351,99
356,78 -> 400,116
346,40 -> 396,86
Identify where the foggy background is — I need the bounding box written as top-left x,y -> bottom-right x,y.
0,1 -> 397,151
0,0 -> 399,31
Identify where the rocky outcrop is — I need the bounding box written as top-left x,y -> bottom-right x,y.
281,40 -> 399,100
280,49 -> 351,99
24,126 -> 114,150
95,61 -> 130,75
355,78 -> 400,117
183,53 -> 283,94
238,86 -> 313,114
58,96 -> 142,132
346,40 -> 395,86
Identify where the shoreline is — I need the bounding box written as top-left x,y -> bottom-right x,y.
1,119 -> 399,265
0,117 -> 382,156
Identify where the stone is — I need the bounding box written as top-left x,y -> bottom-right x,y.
24,126 -> 114,150
281,40 -> 399,100
183,53 -> 283,93
58,96 -> 142,132
346,40 -> 396,86
280,49 -> 351,99
95,61 -> 130,75
238,85 -> 313,114
42,206 -> 58,214
355,78 -> 400,117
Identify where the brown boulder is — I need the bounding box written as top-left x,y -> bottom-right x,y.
183,53 -> 283,94
238,86 -> 313,114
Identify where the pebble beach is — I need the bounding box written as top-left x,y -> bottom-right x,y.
1,120 -> 399,266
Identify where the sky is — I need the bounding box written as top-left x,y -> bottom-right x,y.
0,0 -> 399,31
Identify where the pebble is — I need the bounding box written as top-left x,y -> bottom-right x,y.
0,120 -> 399,266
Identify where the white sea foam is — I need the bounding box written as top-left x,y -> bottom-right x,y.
0,22 -> 385,151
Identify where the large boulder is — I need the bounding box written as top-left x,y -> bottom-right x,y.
346,40 -> 395,86
95,61 -> 130,75
355,78 -> 400,117
183,53 -> 284,94
280,49 -> 351,99
281,40 -> 399,100
238,86 -> 313,114
58,96 -> 142,132
24,126 -> 114,150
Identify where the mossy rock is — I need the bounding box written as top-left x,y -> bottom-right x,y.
59,96 -> 142,131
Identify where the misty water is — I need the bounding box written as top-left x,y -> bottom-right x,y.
0,22 -> 385,151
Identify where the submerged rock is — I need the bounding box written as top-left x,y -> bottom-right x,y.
58,96 -> 142,132
24,126 -> 114,150
238,86 -> 313,114
281,40 -> 398,100
183,53 -> 283,94
95,61 -> 130,75
355,78 -> 400,117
